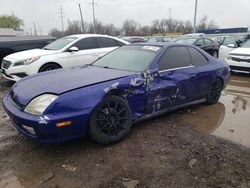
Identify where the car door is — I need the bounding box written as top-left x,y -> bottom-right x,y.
64,37 -> 100,67
146,46 -> 198,114
219,37 -> 237,59
96,37 -> 125,58
203,38 -> 217,56
187,47 -> 214,99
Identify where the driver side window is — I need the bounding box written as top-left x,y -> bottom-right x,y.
73,37 -> 98,50
158,47 -> 192,71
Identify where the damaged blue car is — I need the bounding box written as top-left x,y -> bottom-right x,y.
3,43 -> 230,144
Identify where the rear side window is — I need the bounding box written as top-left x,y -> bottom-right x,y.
97,37 -> 119,48
204,39 -> 213,45
195,39 -> 204,46
158,47 -> 192,71
73,38 -> 98,50
188,47 -> 208,66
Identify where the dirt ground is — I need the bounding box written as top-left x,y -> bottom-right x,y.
0,74 -> 250,188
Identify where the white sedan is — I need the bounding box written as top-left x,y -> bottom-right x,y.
1,34 -> 129,81
226,40 -> 250,73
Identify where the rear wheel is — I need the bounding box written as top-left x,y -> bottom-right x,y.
89,96 -> 132,144
206,78 -> 223,104
39,63 -> 61,72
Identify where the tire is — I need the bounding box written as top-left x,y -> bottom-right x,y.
212,51 -> 218,58
206,78 -> 223,104
39,63 -> 61,72
89,96 -> 132,144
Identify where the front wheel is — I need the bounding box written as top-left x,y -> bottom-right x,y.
89,96 -> 132,144
206,78 -> 223,104
39,63 -> 61,72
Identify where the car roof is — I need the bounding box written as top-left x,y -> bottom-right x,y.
67,34 -> 117,39
127,42 -> 193,48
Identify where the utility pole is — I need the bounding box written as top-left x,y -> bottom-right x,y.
169,8 -> 172,20
193,0 -> 198,33
78,3 -> 84,32
59,5 -> 65,31
68,19 -> 71,28
33,22 -> 37,36
89,0 -> 96,34
39,27 -> 42,35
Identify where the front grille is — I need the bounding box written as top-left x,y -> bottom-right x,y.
232,57 -> 250,63
2,60 -> 12,69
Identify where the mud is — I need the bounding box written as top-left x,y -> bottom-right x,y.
1,74 -> 250,188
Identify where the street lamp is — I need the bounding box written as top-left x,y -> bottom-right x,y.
193,0 -> 198,33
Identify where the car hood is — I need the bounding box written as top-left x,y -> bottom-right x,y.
4,49 -> 58,61
230,48 -> 250,56
10,65 -> 136,107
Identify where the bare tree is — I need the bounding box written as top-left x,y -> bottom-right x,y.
49,28 -> 63,38
65,21 -> 83,35
122,19 -> 138,36
197,16 -> 219,31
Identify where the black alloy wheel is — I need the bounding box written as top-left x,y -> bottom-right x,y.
39,63 -> 61,72
206,78 -> 223,104
89,96 -> 132,144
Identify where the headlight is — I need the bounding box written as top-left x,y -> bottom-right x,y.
227,56 -> 232,60
14,56 -> 40,66
24,94 -> 58,115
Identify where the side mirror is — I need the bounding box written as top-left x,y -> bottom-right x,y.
195,43 -> 202,47
68,46 -> 79,52
146,67 -> 160,78
227,44 -> 236,48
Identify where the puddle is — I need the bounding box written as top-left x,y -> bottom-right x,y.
182,74 -> 250,148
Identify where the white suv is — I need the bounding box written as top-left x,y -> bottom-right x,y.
1,34 -> 129,81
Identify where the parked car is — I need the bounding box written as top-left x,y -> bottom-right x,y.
232,34 -> 250,47
181,33 -> 206,38
212,36 -> 238,59
226,40 -> 250,73
174,37 -> 220,58
3,43 -> 230,144
1,34 -> 128,81
121,36 -> 146,43
0,36 -> 55,67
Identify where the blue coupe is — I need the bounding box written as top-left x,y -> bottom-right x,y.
3,43 -> 230,144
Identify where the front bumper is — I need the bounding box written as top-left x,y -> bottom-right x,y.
3,94 -> 93,143
227,59 -> 250,73
1,66 -> 29,82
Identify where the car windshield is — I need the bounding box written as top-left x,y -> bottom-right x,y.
241,40 -> 250,48
92,45 -> 162,72
43,37 -> 77,50
174,38 -> 196,45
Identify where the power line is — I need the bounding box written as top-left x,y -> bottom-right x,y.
59,5 -> 65,31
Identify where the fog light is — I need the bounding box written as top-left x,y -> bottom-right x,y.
22,125 -> 36,135
56,121 -> 72,127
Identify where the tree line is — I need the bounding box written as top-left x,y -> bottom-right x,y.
0,14 -> 218,38
50,16 -> 218,38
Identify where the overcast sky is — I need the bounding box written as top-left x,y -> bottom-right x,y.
0,0 -> 250,34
